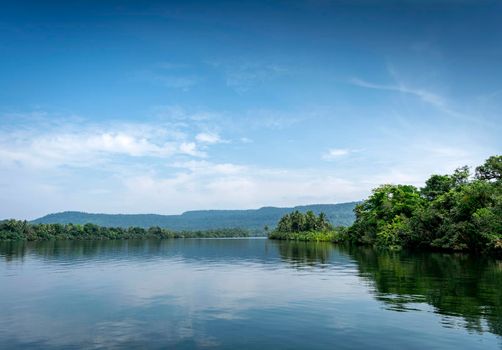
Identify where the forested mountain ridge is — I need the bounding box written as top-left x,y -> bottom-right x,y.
31,202 -> 357,233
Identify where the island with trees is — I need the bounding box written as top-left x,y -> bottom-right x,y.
269,155 -> 501,254
267,210 -> 347,242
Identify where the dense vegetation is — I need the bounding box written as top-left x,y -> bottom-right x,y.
268,210 -> 347,242
31,203 -> 357,232
270,156 -> 502,254
0,220 -> 249,241
349,155 -> 501,253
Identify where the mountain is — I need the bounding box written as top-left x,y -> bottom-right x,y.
31,202 -> 358,233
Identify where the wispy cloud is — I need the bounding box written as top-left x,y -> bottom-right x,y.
322,148 -> 351,161
134,63 -> 201,91
179,142 -> 206,157
210,60 -> 288,93
349,76 -> 490,126
244,109 -> 307,130
170,160 -> 245,175
195,132 -> 227,144
137,70 -> 200,90
349,77 -> 445,107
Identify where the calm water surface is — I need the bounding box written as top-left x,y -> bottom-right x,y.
0,239 -> 500,349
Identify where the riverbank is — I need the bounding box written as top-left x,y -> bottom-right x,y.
268,229 -> 346,242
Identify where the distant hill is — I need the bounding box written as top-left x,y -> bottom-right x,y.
31,202 -> 358,233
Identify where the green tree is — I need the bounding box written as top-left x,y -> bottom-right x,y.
349,155 -> 502,253
304,210 -> 317,231
421,174 -> 454,200
475,155 -> 502,181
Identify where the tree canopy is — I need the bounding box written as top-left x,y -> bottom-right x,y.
275,210 -> 333,233
349,155 -> 501,253
271,155 -> 501,254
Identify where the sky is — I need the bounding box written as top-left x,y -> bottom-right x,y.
1,0 -> 501,219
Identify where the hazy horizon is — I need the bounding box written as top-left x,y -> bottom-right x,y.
1,0 -> 501,219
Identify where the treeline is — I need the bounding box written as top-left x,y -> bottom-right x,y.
268,210 -> 346,242
32,203 -> 357,231
270,155 -> 501,253
0,220 -> 250,241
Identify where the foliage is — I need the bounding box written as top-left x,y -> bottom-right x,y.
475,155 -> 502,181
268,229 -> 347,242
375,215 -> 411,249
348,155 -> 502,253
0,221 -> 250,241
275,210 -> 333,233
348,184 -> 423,245
268,210 -> 348,242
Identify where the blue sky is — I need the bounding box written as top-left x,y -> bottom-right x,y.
1,0 -> 501,219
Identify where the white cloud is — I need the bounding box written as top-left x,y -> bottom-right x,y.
120,167 -> 364,215
0,118 -> 212,169
178,142 -> 206,157
322,148 -> 350,161
195,132 -> 224,144
171,160 -> 245,175
0,109 -> 496,220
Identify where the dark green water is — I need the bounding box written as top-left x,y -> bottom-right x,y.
0,239 -> 500,349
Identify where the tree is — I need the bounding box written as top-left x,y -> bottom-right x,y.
421,174 -> 454,201
273,211 -> 333,234
452,166 -> 470,186
317,212 -> 330,230
304,211 -> 317,231
475,155 -> 502,181
348,155 -> 502,253
289,210 -> 305,232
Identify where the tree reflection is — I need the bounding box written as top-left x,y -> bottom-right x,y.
2,239 -> 501,338
344,246 -> 502,336
274,241 -> 502,337
274,241 -> 334,267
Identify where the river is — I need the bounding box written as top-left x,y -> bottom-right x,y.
0,238 -> 500,349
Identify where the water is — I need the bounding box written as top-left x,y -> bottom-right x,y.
0,239 -> 500,349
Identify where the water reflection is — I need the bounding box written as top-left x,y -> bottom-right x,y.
345,246 -> 502,337
275,241 -> 502,338
0,239 -> 500,349
0,239 -> 280,265
275,241 -> 333,266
